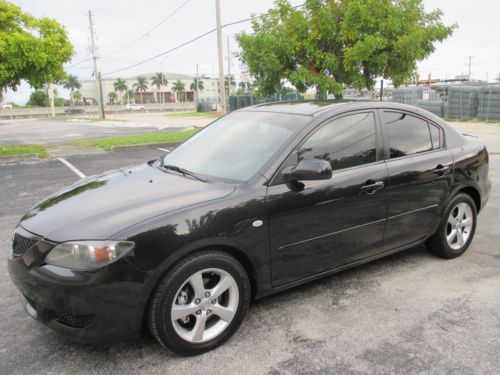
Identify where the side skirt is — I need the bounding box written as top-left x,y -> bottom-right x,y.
255,238 -> 427,299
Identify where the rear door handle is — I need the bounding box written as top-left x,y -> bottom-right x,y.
360,181 -> 385,194
432,164 -> 450,175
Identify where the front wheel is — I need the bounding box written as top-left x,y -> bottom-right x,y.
147,251 -> 250,355
426,193 -> 477,259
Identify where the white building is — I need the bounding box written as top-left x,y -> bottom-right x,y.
79,73 -> 220,105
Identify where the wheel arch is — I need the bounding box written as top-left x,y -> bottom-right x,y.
143,243 -> 258,320
457,186 -> 481,213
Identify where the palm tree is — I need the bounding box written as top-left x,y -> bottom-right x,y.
73,90 -> 82,105
172,80 -> 185,102
238,82 -> 246,91
190,78 -> 204,91
151,73 -> 167,103
190,78 -> 204,103
62,74 -> 81,107
108,91 -> 118,104
113,79 -> 128,103
126,89 -> 135,104
225,75 -> 236,96
133,76 -> 149,104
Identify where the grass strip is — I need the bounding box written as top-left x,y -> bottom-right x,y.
164,111 -> 220,119
0,144 -> 48,158
75,129 -> 199,151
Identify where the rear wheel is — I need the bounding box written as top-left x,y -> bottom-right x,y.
147,251 -> 250,355
426,193 -> 477,259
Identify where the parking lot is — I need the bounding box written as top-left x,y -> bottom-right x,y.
0,128 -> 499,373
0,113 -> 212,145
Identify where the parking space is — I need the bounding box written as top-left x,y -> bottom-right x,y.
0,144 -> 499,373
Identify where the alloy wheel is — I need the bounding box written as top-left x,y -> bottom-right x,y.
171,268 -> 239,343
446,202 -> 474,250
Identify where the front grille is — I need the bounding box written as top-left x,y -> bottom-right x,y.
56,313 -> 95,329
12,233 -> 39,257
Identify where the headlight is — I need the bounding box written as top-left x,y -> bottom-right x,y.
45,241 -> 135,270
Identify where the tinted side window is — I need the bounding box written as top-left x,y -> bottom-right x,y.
298,112 -> 377,171
384,112 -> 432,158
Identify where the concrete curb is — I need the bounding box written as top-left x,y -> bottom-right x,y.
111,142 -> 183,152
0,153 -> 40,163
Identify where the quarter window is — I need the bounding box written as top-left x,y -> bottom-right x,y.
297,112 -> 377,171
384,112 -> 433,158
429,124 -> 443,149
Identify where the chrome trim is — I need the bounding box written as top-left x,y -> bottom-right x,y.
278,218 -> 386,250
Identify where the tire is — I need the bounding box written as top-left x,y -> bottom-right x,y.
147,251 -> 251,355
426,193 -> 477,259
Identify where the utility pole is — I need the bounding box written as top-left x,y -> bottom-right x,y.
215,0 -> 227,114
227,35 -> 231,96
48,83 -> 56,118
468,56 -> 473,81
88,10 -> 105,119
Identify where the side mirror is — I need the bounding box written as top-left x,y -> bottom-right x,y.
283,159 -> 332,181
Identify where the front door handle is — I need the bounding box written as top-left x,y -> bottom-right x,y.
432,164 -> 450,176
360,181 -> 385,194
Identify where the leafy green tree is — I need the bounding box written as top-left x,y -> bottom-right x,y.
236,0 -> 455,97
113,79 -> 128,103
133,76 -> 149,104
172,80 -> 185,102
108,91 -> 118,104
0,0 -> 74,91
27,90 -> 49,107
151,73 -> 167,103
62,74 -> 81,107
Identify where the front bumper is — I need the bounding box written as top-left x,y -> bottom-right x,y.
8,254 -> 149,344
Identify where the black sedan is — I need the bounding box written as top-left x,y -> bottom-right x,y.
8,101 -> 491,355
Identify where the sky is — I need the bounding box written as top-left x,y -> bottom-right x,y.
4,0 -> 500,104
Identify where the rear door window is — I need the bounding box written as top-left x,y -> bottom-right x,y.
383,112 -> 433,158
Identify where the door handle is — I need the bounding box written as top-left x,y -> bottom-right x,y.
360,181 -> 385,194
432,164 -> 450,176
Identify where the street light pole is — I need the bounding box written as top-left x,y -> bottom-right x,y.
215,0 -> 227,114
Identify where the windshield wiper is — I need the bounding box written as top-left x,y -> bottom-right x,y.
162,164 -> 208,183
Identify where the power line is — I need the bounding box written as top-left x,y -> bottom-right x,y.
67,58 -> 93,68
103,0 -> 192,60
103,28 -> 216,76
102,3 -> 306,77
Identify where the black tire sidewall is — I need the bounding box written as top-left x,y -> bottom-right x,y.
148,252 -> 250,355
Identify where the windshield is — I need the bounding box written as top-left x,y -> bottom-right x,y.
162,111 -> 310,182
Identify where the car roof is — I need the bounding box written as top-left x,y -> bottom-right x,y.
237,100 -> 436,117
237,99 -> 466,148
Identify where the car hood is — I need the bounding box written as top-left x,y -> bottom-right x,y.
19,162 -> 236,242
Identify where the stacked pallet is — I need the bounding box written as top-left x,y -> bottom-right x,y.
416,100 -> 444,117
391,87 -> 424,105
445,86 -> 480,119
478,85 -> 500,121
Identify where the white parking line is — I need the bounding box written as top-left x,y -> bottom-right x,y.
158,148 -> 170,153
57,158 -> 86,179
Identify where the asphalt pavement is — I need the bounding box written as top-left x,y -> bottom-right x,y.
0,146 -> 499,374
0,113 -> 212,146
